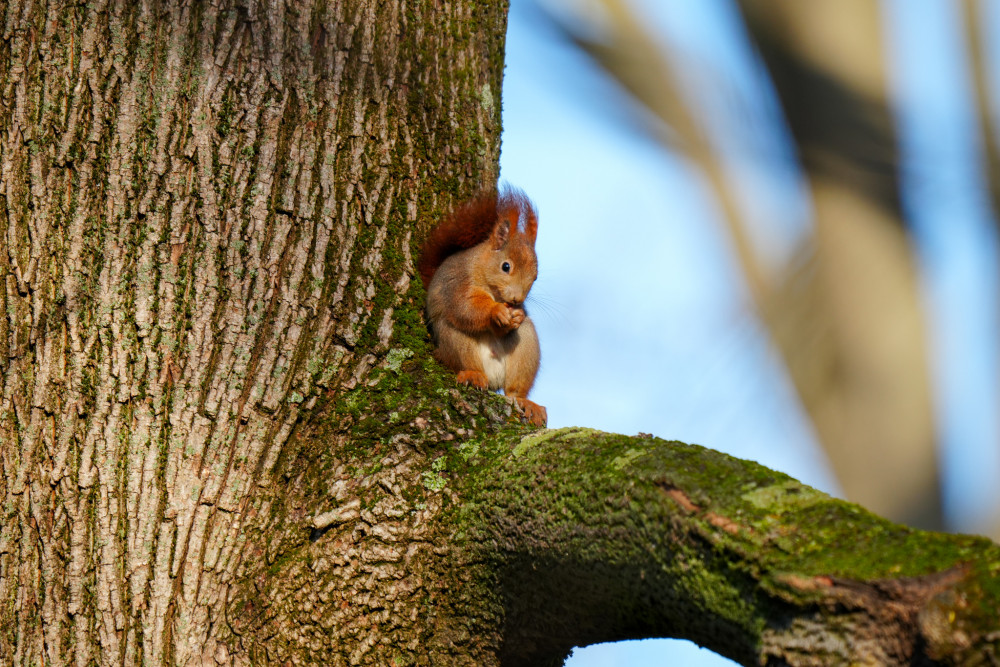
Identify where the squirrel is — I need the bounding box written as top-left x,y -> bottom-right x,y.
418,186 -> 547,427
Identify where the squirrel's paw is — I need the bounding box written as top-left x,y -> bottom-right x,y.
456,370 -> 489,390
514,397 -> 547,427
491,303 -> 522,333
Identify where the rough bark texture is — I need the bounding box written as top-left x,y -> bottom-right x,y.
3,0 -> 1000,666
0,0 -> 505,663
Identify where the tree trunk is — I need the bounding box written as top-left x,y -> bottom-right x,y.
0,0 -> 505,663
2,1 -> 1000,665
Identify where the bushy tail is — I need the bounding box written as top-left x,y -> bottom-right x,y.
418,190 -> 498,286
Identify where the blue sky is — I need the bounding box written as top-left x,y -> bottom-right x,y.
498,0 -> 1000,665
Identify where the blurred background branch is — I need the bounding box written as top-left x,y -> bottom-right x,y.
962,0 -> 1000,226
531,0 -> 1000,533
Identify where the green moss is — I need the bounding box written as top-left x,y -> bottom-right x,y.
439,427 -> 1000,657
610,447 -> 647,471
511,429 -> 554,458
741,480 -> 824,511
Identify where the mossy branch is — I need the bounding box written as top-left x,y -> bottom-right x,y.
450,428 -> 1000,666
226,359 -> 998,665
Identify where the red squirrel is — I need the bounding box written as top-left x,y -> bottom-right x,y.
418,186 -> 547,427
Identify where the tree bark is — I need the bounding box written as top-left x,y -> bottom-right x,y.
0,0 -> 504,663
2,0 -> 1000,666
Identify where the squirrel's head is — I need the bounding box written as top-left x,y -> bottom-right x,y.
486,192 -> 538,306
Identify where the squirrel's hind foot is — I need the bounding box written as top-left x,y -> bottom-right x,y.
514,397 -> 547,428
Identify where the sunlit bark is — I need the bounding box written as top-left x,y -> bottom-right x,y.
0,0 -> 504,662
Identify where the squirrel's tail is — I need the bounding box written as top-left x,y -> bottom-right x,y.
418,190 -> 499,286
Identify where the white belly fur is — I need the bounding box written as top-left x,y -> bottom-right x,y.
477,337 -> 507,389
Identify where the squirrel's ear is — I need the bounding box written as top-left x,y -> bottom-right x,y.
492,216 -> 510,249
523,207 -> 538,244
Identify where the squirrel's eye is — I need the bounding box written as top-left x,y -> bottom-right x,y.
501,261 -> 511,273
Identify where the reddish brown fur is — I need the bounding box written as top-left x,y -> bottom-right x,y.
419,186 -> 546,426
418,191 -> 499,287
496,187 -> 537,245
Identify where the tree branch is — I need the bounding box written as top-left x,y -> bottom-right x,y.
455,428 -> 1000,666
224,351 -> 998,665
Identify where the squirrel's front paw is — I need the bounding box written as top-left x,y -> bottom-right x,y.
491,303 -> 515,331
491,303 -> 523,332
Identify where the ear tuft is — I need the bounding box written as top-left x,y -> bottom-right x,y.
497,183 -> 538,245
523,206 -> 538,244
492,216 -> 511,249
